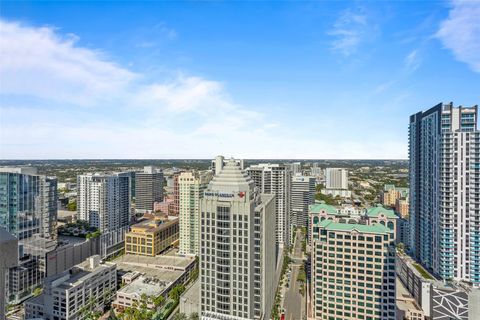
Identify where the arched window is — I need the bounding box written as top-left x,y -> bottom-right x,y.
380,221 -> 386,226
387,221 -> 394,230
313,216 -> 319,224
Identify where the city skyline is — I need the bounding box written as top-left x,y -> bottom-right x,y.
1,1 -> 479,159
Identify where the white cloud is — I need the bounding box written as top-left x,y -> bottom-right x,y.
436,0 -> 480,73
328,9 -> 372,56
0,19 -> 407,159
134,76 -> 228,113
404,49 -> 422,73
0,20 -> 137,106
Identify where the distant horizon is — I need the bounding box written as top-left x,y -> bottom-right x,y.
0,158 -> 408,162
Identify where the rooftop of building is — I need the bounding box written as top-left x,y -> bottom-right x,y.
25,292 -> 44,306
48,256 -> 115,290
129,216 -> 178,233
247,163 -> 286,169
0,167 -> 38,175
117,275 -> 171,297
309,203 -> 337,214
397,251 -> 438,282
318,219 -> 391,235
209,159 -> 254,192
114,251 -> 194,283
366,205 -> 398,219
0,226 -> 17,243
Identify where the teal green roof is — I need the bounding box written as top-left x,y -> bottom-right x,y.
309,203 -> 337,214
318,220 -> 391,235
383,184 -> 396,191
366,206 -> 398,219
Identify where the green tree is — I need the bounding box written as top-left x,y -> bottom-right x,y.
189,312 -> 199,320
173,313 -> 188,320
169,284 -> 186,301
67,200 -> 77,211
32,287 -> 42,297
153,294 -> 165,308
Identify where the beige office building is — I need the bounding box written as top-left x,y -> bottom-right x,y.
125,217 -> 179,256
311,220 -> 396,320
178,171 -> 212,256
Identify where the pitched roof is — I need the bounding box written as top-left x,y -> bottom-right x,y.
209,159 -> 254,192
318,220 -> 391,235
366,205 -> 398,219
309,203 -> 337,214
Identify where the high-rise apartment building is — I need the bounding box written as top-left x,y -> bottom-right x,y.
25,255 -> 116,320
409,103 -> 480,284
311,163 -> 323,177
135,166 -> 163,213
173,170 -> 185,216
325,168 -> 349,190
77,173 -> 130,233
0,167 -> 57,240
246,163 -> 291,247
311,220 -> 396,319
200,160 -> 276,320
291,175 -> 315,228
382,184 -> 409,209
178,171 -> 212,255
322,168 -> 351,197
289,162 -> 301,175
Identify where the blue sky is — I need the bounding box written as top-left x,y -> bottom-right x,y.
0,0 -> 479,159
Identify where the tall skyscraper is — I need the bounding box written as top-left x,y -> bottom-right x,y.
246,163 -> 291,247
409,103 -> 480,284
200,160 -> 276,320
0,167 -> 57,240
134,166 -> 163,213
291,175 -> 315,228
172,170 -> 185,216
0,167 -> 58,305
310,220 -> 396,320
178,170 -> 212,255
77,173 -> 130,233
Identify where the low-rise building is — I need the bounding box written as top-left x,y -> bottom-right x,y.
24,255 -> 116,320
396,251 -> 480,320
125,217 -> 179,256
396,278 -> 424,320
112,252 -> 196,313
